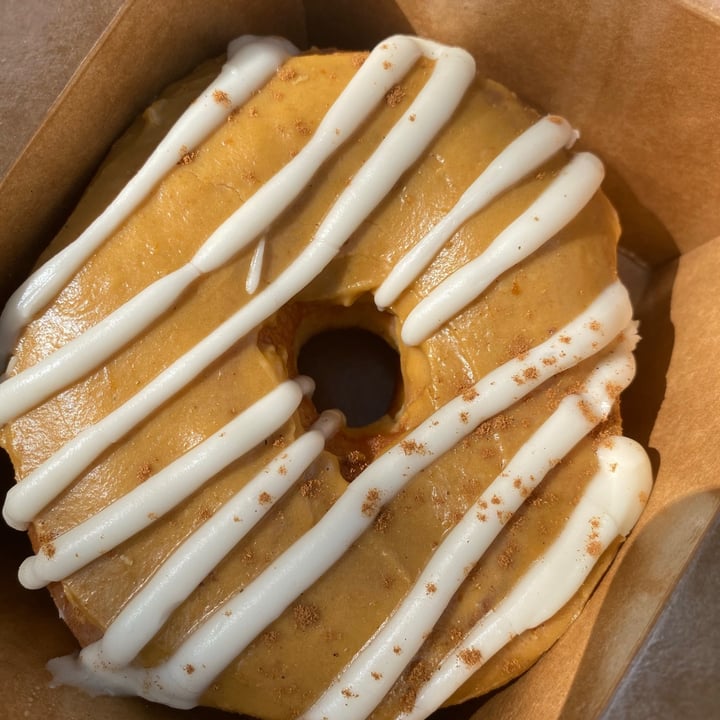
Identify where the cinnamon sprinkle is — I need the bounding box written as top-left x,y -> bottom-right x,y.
293,602 -> 321,629
362,488 -> 381,516
475,414 -> 514,437
212,89 -> 231,106
458,647 -> 483,667
277,66 -> 297,81
374,507 -> 393,533
400,439 -> 429,456
497,543 -> 517,569
177,145 -> 198,165
578,399 -> 601,424
300,476 -> 320,498
385,84 -> 406,107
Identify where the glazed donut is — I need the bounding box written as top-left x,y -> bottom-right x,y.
0,35 -> 651,720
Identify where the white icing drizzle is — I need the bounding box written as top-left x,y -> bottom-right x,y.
403,436 -> 652,720
46,283 -> 633,708
0,33 -> 651,720
16,376 -> 315,590
2,36 -> 475,529
401,151 -> 605,346
80,409 -> 342,668
0,35 -> 299,364
0,264 -> 200,426
374,115 -> 578,310
0,35 -> 474,426
302,335 -> 638,720
245,236 -> 267,294
189,35 -> 468,275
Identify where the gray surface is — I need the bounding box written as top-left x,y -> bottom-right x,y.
601,513 -> 720,719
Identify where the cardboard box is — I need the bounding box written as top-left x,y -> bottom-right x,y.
1,1 -> 718,718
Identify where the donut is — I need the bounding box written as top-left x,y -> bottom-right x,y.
0,35 -> 651,720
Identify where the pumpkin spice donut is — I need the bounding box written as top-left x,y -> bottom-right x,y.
0,35 -> 651,720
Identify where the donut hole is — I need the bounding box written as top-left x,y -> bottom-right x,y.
297,326 -> 402,428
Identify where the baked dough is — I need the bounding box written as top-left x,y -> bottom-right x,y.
0,35 -> 651,720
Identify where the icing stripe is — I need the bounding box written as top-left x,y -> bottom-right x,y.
374,114 -> 578,310
190,35 -> 444,274
44,282 -> 633,708
0,264 -> 200,425
302,336 -> 637,720
16,377 -> 315,589
3,37 -> 475,529
82,409 -> 343,668
0,36 -> 298,363
0,36 -> 475,427
403,437 -> 652,720
2,367 -> 312,532
401,151 -> 605,346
